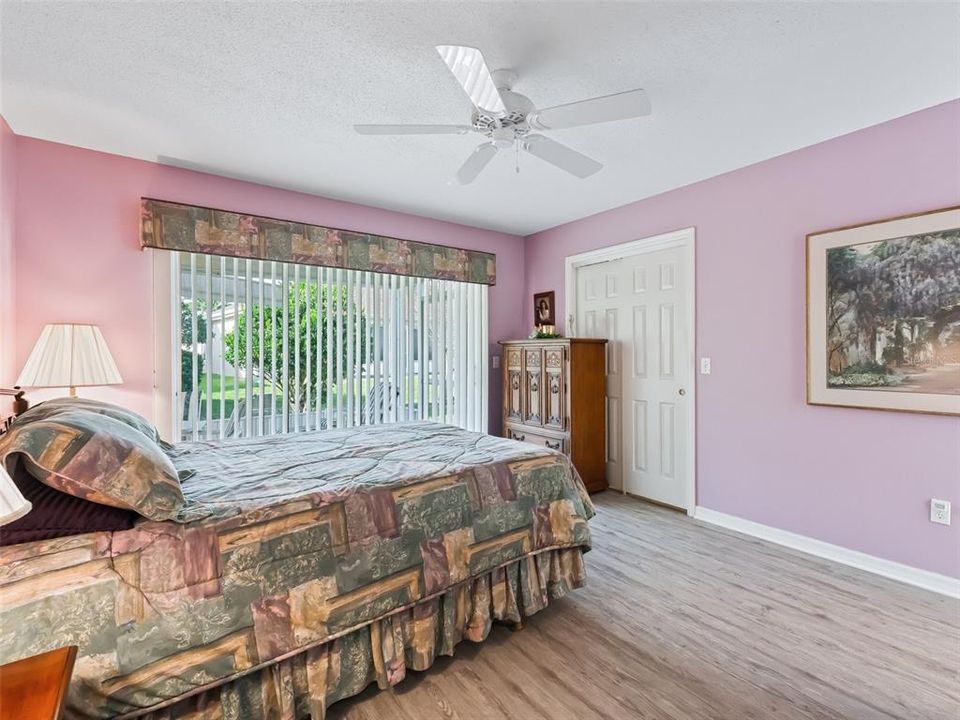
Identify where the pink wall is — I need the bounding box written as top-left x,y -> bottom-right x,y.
0,117 -> 16,417
9,135 -> 526,434
525,100 -> 960,578
7,102 -> 959,578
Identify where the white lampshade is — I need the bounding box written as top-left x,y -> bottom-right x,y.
16,324 -> 123,394
0,464 -> 30,526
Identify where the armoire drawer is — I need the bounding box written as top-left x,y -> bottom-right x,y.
504,424 -> 567,454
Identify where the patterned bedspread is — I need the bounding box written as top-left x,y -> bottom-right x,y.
0,422 -> 593,718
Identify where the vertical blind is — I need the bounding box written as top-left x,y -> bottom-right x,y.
175,252 -> 488,441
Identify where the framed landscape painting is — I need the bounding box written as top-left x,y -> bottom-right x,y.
807,206 -> 960,416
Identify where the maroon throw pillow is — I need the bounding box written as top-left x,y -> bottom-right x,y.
0,459 -> 138,547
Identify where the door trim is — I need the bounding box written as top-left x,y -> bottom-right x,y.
564,227 -> 697,515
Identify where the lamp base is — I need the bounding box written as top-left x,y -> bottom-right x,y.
0,387 -> 29,416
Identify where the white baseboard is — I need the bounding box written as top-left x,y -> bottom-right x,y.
693,506 -> 960,599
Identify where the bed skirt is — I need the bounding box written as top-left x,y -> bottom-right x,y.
132,546 -> 586,720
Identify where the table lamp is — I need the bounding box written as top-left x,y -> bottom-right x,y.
0,464 -> 30,526
16,324 -> 123,397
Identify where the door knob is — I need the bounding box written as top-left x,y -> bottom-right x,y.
678,388 -> 686,396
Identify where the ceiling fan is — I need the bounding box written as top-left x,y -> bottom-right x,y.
355,45 -> 652,184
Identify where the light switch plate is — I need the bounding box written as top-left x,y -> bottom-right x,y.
700,357 -> 712,375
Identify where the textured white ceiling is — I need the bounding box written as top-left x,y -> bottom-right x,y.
2,2 -> 958,235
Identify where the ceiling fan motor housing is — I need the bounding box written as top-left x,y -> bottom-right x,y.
472,87 -> 536,141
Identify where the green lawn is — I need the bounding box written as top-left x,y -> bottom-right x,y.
189,373 -> 444,422
194,374 -> 274,419
198,373 -> 267,399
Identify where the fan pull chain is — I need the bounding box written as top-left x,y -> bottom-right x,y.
515,142 -> 520,174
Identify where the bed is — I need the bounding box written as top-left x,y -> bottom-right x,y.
0,414 -> 594,719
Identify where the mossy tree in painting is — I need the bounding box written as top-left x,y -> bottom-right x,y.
826,230 -> 960,392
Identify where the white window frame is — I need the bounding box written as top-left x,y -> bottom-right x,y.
152,251 -> 179,442
151,251 -> 488,443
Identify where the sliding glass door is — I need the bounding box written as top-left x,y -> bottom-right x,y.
174,252 -> 488,441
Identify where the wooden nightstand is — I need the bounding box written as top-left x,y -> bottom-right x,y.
0,646 -> 77,720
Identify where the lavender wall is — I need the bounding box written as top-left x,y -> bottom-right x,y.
6,102 -> 958,577
0,117 -> 16,417
525,100 -> 960,578
9,135 -> 526,433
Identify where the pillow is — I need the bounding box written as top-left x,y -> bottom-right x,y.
13,396 -> 166,445
0,408 -> 183,521
0,458 -> 138,546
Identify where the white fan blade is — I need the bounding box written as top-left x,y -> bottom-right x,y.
355,124 -> 472,135
456,142 -> 498,185
529,89 -> 651,130
522,134 -> 602,178
436,45 -> 506,115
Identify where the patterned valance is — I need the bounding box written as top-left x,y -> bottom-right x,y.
140,198 -> 496,285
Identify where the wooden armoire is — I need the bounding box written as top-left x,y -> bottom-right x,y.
499,338 -> 607,492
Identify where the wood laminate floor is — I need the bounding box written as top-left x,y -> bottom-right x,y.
330,492 -> 960,720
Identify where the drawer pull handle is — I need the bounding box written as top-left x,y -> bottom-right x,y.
546,440 -> 561,450
550,385 -> 559,395
530,382 -> 539,392
512,433 -> 526,442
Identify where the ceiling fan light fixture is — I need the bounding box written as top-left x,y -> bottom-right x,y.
491,127 -> 514,149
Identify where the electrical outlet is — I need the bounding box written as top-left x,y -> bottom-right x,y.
930,498 -> 951,525
492,355 -> 500,369
700,357 -> 712,375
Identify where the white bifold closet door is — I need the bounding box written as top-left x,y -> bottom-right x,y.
575,245 -> 690,509
175,253 -> 488,441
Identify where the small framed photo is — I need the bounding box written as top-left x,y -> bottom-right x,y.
534,291 -> 556,326
806,206 -> 960,416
